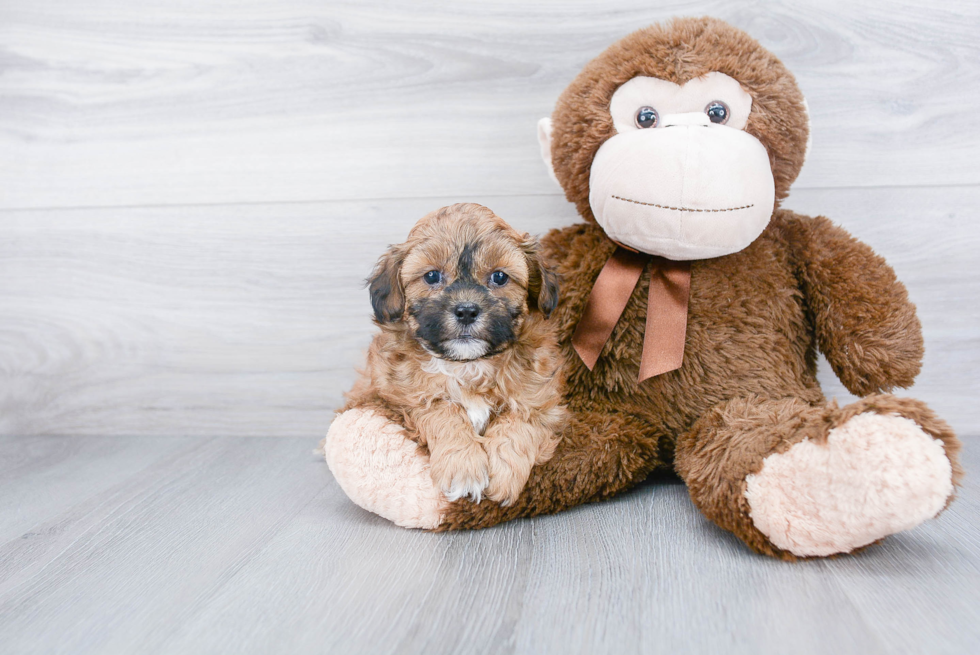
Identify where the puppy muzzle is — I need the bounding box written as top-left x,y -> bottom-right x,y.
413,285 -> 517,361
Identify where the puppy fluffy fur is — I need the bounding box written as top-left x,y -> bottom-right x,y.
343,203 -> 567,505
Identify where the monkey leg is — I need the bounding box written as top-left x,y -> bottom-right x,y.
675,394 -> 962,559
324,406 -> 669,530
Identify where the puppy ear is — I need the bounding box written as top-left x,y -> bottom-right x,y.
367,245 -> 406,323
535,264 -> 561,318
521,235 -> 561,318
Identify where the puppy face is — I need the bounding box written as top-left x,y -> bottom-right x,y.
368,204 -> 559,361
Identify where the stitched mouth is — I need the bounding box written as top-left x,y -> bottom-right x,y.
611,195 -> 754,213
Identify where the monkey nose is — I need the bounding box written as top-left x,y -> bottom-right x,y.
660,112 -> 712,128
454,303 -> 481,325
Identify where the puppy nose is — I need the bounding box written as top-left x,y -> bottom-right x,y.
454,303 -> 480,325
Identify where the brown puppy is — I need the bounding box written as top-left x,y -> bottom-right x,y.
344,203 -> 566,505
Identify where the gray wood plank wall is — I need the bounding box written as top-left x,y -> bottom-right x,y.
2,0 -> 978,438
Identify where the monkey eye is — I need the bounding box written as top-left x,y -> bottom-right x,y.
489,271 -> 509,286
634,106 -> 659,129
423,270 -> 442,285
705,101 -> 730,125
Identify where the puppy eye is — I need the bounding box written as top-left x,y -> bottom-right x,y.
490,271 -> 509,286
635,106 -> 658,129
705,101 -> 730,125
423,270 -> 442,285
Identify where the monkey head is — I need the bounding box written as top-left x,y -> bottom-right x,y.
538,17 -> 811,260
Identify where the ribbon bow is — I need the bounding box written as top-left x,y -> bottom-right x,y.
571,246 -> 691,382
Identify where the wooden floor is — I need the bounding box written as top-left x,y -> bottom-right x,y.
0,435 -> 976,655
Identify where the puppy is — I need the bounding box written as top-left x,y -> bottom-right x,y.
343,203 -> 567,505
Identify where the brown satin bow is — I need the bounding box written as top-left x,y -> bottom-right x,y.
572,246 -> 691,382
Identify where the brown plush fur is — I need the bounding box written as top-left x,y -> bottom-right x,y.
440,213 -> 961,554
345,204 -> 566,505
437,19 -> 961,557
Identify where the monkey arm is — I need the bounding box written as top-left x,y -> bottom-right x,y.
778,211 -> 924,396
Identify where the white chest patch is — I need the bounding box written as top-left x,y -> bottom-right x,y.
421,357 -> 496,435
464,399 -> 492,435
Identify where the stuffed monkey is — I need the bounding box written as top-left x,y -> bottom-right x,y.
324,17 -> 961,559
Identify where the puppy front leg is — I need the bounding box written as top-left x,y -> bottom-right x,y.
414,402 -> 489,503
483,416 -> 558,506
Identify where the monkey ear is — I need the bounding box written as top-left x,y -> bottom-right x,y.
537,117 -> 562,187
367,245 -> 406,324
522,235 -> 561,318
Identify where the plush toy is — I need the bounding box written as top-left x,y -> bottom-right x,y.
324,17 -> 962,559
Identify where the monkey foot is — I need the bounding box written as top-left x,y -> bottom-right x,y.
744,412 -> 954,557
324,408 -> 447,529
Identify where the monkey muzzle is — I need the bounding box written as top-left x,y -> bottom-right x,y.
588,113 -> 775,260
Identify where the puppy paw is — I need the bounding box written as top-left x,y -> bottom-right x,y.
430,443 -> 490,503
484,440 -> 533,507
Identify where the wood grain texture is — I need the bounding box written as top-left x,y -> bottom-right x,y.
0,435 -> 193,542
0,435 -> 977,654
0,436 -> 331,654
1,0 -> 979,209
2,186 -> 977,438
